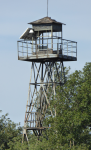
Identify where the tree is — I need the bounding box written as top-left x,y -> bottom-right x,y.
0,62 -> 91,150
0,112 -> 29,150
45,62 -> 91,149
28,62 -> 91,150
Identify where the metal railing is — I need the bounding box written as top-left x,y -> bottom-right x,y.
17,38 -> 77,59
58,39 -> 77,58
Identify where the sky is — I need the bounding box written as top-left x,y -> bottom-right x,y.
0,0 -> 91,126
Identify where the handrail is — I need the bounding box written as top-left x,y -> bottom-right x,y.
17,38 -> 77,59
62,38 -> 77,43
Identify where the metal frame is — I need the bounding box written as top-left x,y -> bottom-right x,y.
18,19 -> 77,142
23,61 -> 65,141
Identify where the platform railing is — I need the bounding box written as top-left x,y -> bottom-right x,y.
17,39 -> 77,59
59,39 -> 77,58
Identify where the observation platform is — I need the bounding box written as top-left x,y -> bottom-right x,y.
17,17 -> 77,63
17,39 -> 77,63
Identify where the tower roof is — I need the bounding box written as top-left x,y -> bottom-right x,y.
28,17 -> 66,25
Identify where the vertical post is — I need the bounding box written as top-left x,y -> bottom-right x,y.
27,43 -> 28,58
51,26 -> 53,51
42,33 -> 43,50
47,30 -> 48,55
38,30 -> 40,52
67,41 -> 68,56
41,63 -> 43,81
61,61 -> 62,82
62,61 -> 65,83
35,39 -> 37,54
32,37 -> 33,53
72,42 -> 73,57
31,112 -> 32,127
30,120 -> 31,128
53,62 -> 56,116
61,31 -> 62,44
57,43 -> 58,55
58,32 -> 59,52
35,112 -> 37,127
63,41 -> 64,55
57,32 -> 59,55
53,62 -> 55,95
33,113 -> 34,127
61,31 -> 62,55
40,63 -> 43,124
22,42 -> 23,57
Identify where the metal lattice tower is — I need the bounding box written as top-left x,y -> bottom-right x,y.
17,17 -> 77,141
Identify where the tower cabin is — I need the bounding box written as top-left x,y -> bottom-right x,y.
17,17 -> 77,62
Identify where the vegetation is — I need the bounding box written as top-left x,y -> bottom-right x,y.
0,62 -> 91,150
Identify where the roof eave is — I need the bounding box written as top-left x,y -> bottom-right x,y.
28,22 -> 66,25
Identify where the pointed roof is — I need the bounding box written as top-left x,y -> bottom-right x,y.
28,17 -> 66,25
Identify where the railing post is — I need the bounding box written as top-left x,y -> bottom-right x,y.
22,42 -> 23,57
57,43 -> 59,55
38,31 -> 40,51
47,38 -> 48,55
67,41 -> 68,56
35,39 -> 37,55
61,39 -> 63,55
27,42 -> 28,58
32,37 -> 33,53
51,26 -> 53,51
61,31 -> 62,54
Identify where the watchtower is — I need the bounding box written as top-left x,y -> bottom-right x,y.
17,17 -> 77,141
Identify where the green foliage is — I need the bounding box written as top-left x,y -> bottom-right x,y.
0,112 -> 28,150
0,62 -> 91,149
32,62 -> 91,150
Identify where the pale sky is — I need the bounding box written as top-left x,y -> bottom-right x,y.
0,0 -> 91,126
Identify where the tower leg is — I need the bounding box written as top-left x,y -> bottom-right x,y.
23,61 -> 65,142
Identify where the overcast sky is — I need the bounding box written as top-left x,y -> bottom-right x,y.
0,0 -> 91,126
